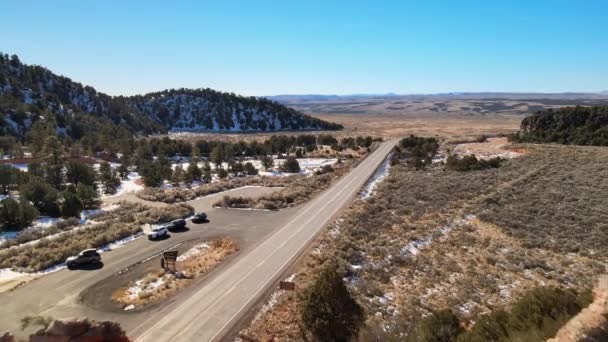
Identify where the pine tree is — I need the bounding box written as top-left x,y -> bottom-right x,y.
76,183 -> 100,209
217,168 -> 228,179
300,263 -> 364,341
244,162 -> 258,175
19,177 -> 61,217
280,156 -> 300,173
0,197 -> 39,231
187,161 -> 202,182
99,162 -> 121,194
261,155 -> 274,171
61,187 -> 83,218
65,161 -> 96,187
172,165 -> 185,184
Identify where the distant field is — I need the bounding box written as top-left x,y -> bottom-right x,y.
275,94 -> 608,139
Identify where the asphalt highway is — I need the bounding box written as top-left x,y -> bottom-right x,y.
133,140 -> 396,341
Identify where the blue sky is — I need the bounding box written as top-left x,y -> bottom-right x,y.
1,1 -> 606,96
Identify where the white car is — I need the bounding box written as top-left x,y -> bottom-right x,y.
147,226 -> 168,240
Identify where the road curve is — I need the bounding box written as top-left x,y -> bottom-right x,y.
133,140 -> 397,342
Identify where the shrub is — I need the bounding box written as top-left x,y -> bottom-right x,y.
0,197 -> 39,231
458,287 -> 592,342
445,154 -> 502,172
409,309 -> 463,342
300,263 -> 364,341
280,156 -> 301,173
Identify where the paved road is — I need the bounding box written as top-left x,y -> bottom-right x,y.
133,140 -> 396,342
0,186 -> 292,338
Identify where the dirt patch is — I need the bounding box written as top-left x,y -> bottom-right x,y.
111,237 -> 238,309
451,137 -> 524,159
550,275 -> 608,342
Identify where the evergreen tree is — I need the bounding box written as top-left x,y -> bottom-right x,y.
117,163 -> 130,180
244,162 -> 258,175
300,263 -> 364,341
280,156 -> 301,173
0,197 -> 39,231
202,168 -> 212,183
61,187 -> 83,218
99,162 -> 121,194
43,136 -> 64,190
172,165 -> 185,184
19,177 -> 60,217
76,183 -> 100,209
211,144 -> 224,168
65,160 -> 96,187
230,162 -> 244,176
142,161 -> 163,187
261,155 -> 274,171
217,168 -> 228,179
0,165 -> 25,195
187,161 -> 202,182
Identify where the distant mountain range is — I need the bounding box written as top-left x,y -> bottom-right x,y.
268,92 -> 608,104
0,53 -> 342,138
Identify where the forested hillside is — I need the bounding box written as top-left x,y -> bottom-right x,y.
0,53 -> 341,144
514,106 -> 608,145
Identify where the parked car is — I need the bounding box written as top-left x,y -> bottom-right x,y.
66,249 -> 101,268
147,226 -> 168,239
167,218 -> 186,231
191,212 -> 207,223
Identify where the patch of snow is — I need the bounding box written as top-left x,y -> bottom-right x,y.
98,232 -> 144,253
360,153 -> 392,199
102,172 -> 143,198
176,242 -> 210,262
401,215 -> 477,257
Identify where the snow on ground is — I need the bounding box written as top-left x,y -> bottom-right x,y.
176,242 -> 210,262
0,262 -> 67,282
123,241 -> 214,304
102,172 -> 143,198
171,157 -> 337,177
360,153 -> 392,200
453,137 -> 522,160
400,214 -> 477,257
97,232 -> 144,253
251,274 -> 296,324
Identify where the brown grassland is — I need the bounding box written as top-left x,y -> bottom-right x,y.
239,142 -> 608,341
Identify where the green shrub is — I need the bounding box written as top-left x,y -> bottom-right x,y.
409,309 -> 463,342
300,263 -> 364,341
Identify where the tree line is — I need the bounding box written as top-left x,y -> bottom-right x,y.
513,105 -> 608,146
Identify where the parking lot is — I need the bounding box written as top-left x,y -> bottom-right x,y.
0,186 -> 293,338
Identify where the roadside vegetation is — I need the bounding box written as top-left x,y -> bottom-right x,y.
0,202 -> 193,272
214,159 -> 353,210
240,136 -> 607,341
112,237 -> 237,308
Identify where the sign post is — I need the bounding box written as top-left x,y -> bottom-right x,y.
280,281 -> 297,312
162,250 -> 178,273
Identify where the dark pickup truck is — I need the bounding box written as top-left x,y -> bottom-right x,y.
191,212 -> 207,223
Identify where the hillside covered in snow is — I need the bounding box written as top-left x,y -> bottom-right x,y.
0,53 -> 342,139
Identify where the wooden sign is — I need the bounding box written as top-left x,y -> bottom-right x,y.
163,251 -> 178,261
162,250 -> 178,272
279,281 -> 296,291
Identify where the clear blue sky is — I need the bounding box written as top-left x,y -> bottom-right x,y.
1,1 -> 606,96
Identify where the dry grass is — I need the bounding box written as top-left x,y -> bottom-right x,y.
215,160 -> 353,210
112,237 -> 238,307
313,114 -> 521,140
241,142 -> 608,340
